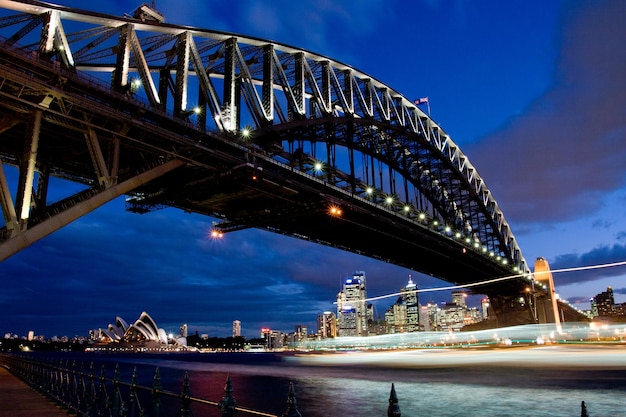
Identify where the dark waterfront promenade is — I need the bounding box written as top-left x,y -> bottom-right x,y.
0,365 -> 69,416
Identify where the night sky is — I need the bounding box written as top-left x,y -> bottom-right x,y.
1,0 -> 625,339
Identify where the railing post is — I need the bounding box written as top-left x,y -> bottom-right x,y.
218,373 -> 237,417
281,381 -> 302,417
387,383 -> 401,417
85,362 -> 96,417
98,364 -> 110,417
112,363 -> 127,417
581,401 -> 589,417
152,367 -> 163,417
128,367 -> 139,417
179,371 -> 192,417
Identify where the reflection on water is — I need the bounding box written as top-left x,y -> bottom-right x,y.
41,345 -> 626,417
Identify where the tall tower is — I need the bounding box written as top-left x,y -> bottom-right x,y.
534,257 -> 562,332
317,311 -> 337,338
452,290 -> 467,307
232,320 -> 241,337
336,271 -> 368,336
401,275 -> 419,332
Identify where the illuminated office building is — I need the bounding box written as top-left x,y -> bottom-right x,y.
317,311 -> 337,338
336,271 -> 368,336
385,276 -> 419,333
402,275 -> 419,332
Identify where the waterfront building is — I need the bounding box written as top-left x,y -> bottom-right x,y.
452,290 -> 467,307
593,287 -> 615,317
419,305 -> 430,331
402,276 -> 419,332
384,276 -> 420,333
336,271 -> 368,336
294,325 -> 307,342
92,312 -> 187,351
385,299 -> 407,333
481,297 -> 490,319
317,311 -> 337,338
233,320 -> 241,337
337,306 -> 358,336
261,328 -> 283,350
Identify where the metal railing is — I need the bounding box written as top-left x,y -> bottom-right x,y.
0,354 -> 304,417
0,353 -> 592,417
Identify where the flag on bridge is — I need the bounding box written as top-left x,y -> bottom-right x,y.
414,97 -> 430,115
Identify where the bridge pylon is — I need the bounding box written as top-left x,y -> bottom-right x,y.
534,257 -> 563,333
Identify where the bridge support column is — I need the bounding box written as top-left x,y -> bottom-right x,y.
15,110 -> 42,227
534,257 -> 563,332
487,293 -> 537,327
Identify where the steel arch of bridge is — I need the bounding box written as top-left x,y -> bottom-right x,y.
0,0 -> 528,278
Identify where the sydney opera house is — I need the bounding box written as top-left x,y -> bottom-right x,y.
91,311 -> 187,351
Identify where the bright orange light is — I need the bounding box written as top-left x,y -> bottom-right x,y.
329,205 -> 343,216
210,229 -> 224,239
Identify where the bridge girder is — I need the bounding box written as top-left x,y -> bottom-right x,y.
0,1 -> 553,315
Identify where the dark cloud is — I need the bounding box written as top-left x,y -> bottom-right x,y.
466,0 -> 626,225
550,244 -> 626,287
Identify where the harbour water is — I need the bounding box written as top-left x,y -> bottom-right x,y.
36,345 -> 626,417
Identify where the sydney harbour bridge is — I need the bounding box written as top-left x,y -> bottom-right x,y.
0,0 -> 583,326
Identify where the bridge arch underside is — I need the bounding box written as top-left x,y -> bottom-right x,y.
127,117 -> 535,306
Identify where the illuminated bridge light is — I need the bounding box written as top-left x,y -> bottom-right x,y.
385,195 -> 394,205
482,246 -> 487,253
328,205 -> 343,217
366,186 -> 374,195
418,212 -> 426,221
455,231 -> 462,239
502,259 -> 508,265
489,251 -> 495,257
432,220 -> 439,227
210,229 -> 224,239
241,127 -> 251,138
314,161 -> 324,172
444,225 -> 451,233
403,205 -> 411,213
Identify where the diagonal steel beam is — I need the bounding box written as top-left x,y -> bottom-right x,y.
0,158 -> 186,261
0,161 -> 18,235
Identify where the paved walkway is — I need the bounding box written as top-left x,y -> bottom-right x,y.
0,365 -> 70,416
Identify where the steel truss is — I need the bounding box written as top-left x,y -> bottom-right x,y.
0,0 -> 528,278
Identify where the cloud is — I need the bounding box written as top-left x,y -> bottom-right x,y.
466,0 -> 626,225
550,243 -> 626,286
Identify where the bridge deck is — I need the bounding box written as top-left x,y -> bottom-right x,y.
0,365 -> 69,416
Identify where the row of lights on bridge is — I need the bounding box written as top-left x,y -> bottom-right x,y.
206,140 -> 525,276
313,158 -> 522,273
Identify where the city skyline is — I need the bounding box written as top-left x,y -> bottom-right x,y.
1,0 -> 625,338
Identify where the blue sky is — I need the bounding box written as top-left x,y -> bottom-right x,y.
1,0 -> 625,338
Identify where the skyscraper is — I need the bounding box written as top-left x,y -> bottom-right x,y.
232,320 -> 241,337
336,271 -> 368,336
317,311 -> 337,338
386,275 -> 419,333
402,275 -> 419,332
593,287 -> 615,317
452,290 -> 467,307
